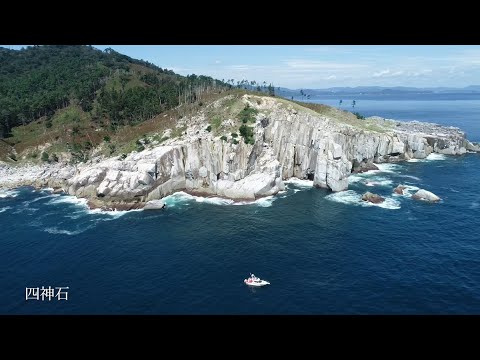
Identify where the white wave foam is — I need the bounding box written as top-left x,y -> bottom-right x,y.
87,207 -> 142,218
0,206 -> 11,213
234,195 -> 276,207
47,195 -> 88,207
29,194 -> 59,203
373,163 -> 402,173
349,173 -> 393,187
284,178 -> 313,188
0,189 -> 19,198
407,158 -> 422,162
399,174 -> 421,181
393,184 -> 420,197
43,226 -> 91,236
40,187 -> 55,193
163,191 -> 275,207
325,190 -> 401,210
426,153 -> 446,161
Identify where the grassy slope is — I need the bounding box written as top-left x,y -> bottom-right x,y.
0,90 -> 390,162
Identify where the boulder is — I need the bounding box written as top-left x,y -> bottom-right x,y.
412,189 -> 441,202
393,185 -> 407,195
361,192 -> 385,204
144,199 -> 166,210
352,161 -> 379,173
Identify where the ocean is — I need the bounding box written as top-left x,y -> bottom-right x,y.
1,96 -> 479,314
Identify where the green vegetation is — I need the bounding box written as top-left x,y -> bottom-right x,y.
220,135 -> 228,142
206,125 -> 212,132
238,105 -> 258,123
210,116 -> 222,130
41,152 -> 49,162
0,45 -> 228,138
232,139 -> 239,145
239,124 -> 255,145
353,112 -> 365,120
231,132 -> 238,138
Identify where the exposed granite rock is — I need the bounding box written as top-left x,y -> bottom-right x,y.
412,189 -> 441,202
393,185 -> 407,195
144,199 -> 166,210
1,95 -> 478,208
361,192 -> 385,204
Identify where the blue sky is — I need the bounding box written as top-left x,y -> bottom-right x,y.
3,45 -> 480,89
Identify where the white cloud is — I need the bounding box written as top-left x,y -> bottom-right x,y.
373,69 -> 391,77
285,59 -> 367,71
215,60 -> 221,64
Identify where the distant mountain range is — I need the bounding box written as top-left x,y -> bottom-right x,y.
277,86 -> 480,97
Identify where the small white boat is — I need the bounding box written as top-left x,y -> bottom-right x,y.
244,274 -> 270,287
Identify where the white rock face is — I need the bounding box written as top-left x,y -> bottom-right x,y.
412,189 -> 441,202
1,94 -> 476,203
144,199 -> 166,210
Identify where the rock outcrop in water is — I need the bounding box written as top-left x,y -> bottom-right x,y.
361,192 -> 385,204
412,189 -> 441,202
0,94 -> 477,208
393,185 -> 407,195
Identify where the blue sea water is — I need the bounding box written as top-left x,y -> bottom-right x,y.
1,97 -> 480,314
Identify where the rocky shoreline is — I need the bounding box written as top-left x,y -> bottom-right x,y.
1,95 -> 479,211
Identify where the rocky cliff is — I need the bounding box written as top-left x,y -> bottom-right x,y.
1,94 -> 478,208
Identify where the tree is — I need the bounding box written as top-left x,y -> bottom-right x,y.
352,100 -> 356,108
339,99 -> 343,107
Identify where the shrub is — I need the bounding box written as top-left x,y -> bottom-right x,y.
103,135 -> 111,142
41,152 -> 49,162
232,139 -> 239,145
206,125 -> 212,132
238,105 -> 258,124
353,112 -> 365,120
108,143 -> 116,155
51,153 -> 59,162
231,132 -> 238,138
239,124 -> 255,145
220,135 -> 228,142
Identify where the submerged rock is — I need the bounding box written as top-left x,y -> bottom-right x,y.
412,189 -> 441,202
393,185 -> 407,195
144,199 -> 166,210
361,192 -> 385,204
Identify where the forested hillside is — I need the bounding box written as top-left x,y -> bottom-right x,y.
0,45 -> 226,138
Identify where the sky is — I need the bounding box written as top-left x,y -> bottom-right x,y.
2,45 -> 480,89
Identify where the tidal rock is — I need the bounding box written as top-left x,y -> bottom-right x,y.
352,160 -> 379,173
393,185 -> 407,195
412,189 -> 441,202
361,192 -> 385,204
144,199 -> 166,210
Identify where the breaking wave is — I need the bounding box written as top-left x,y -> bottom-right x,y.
163,191 -> 276,207
325,190 -> 401,210
284,178 -> 314,188
0,189 -> 19,198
